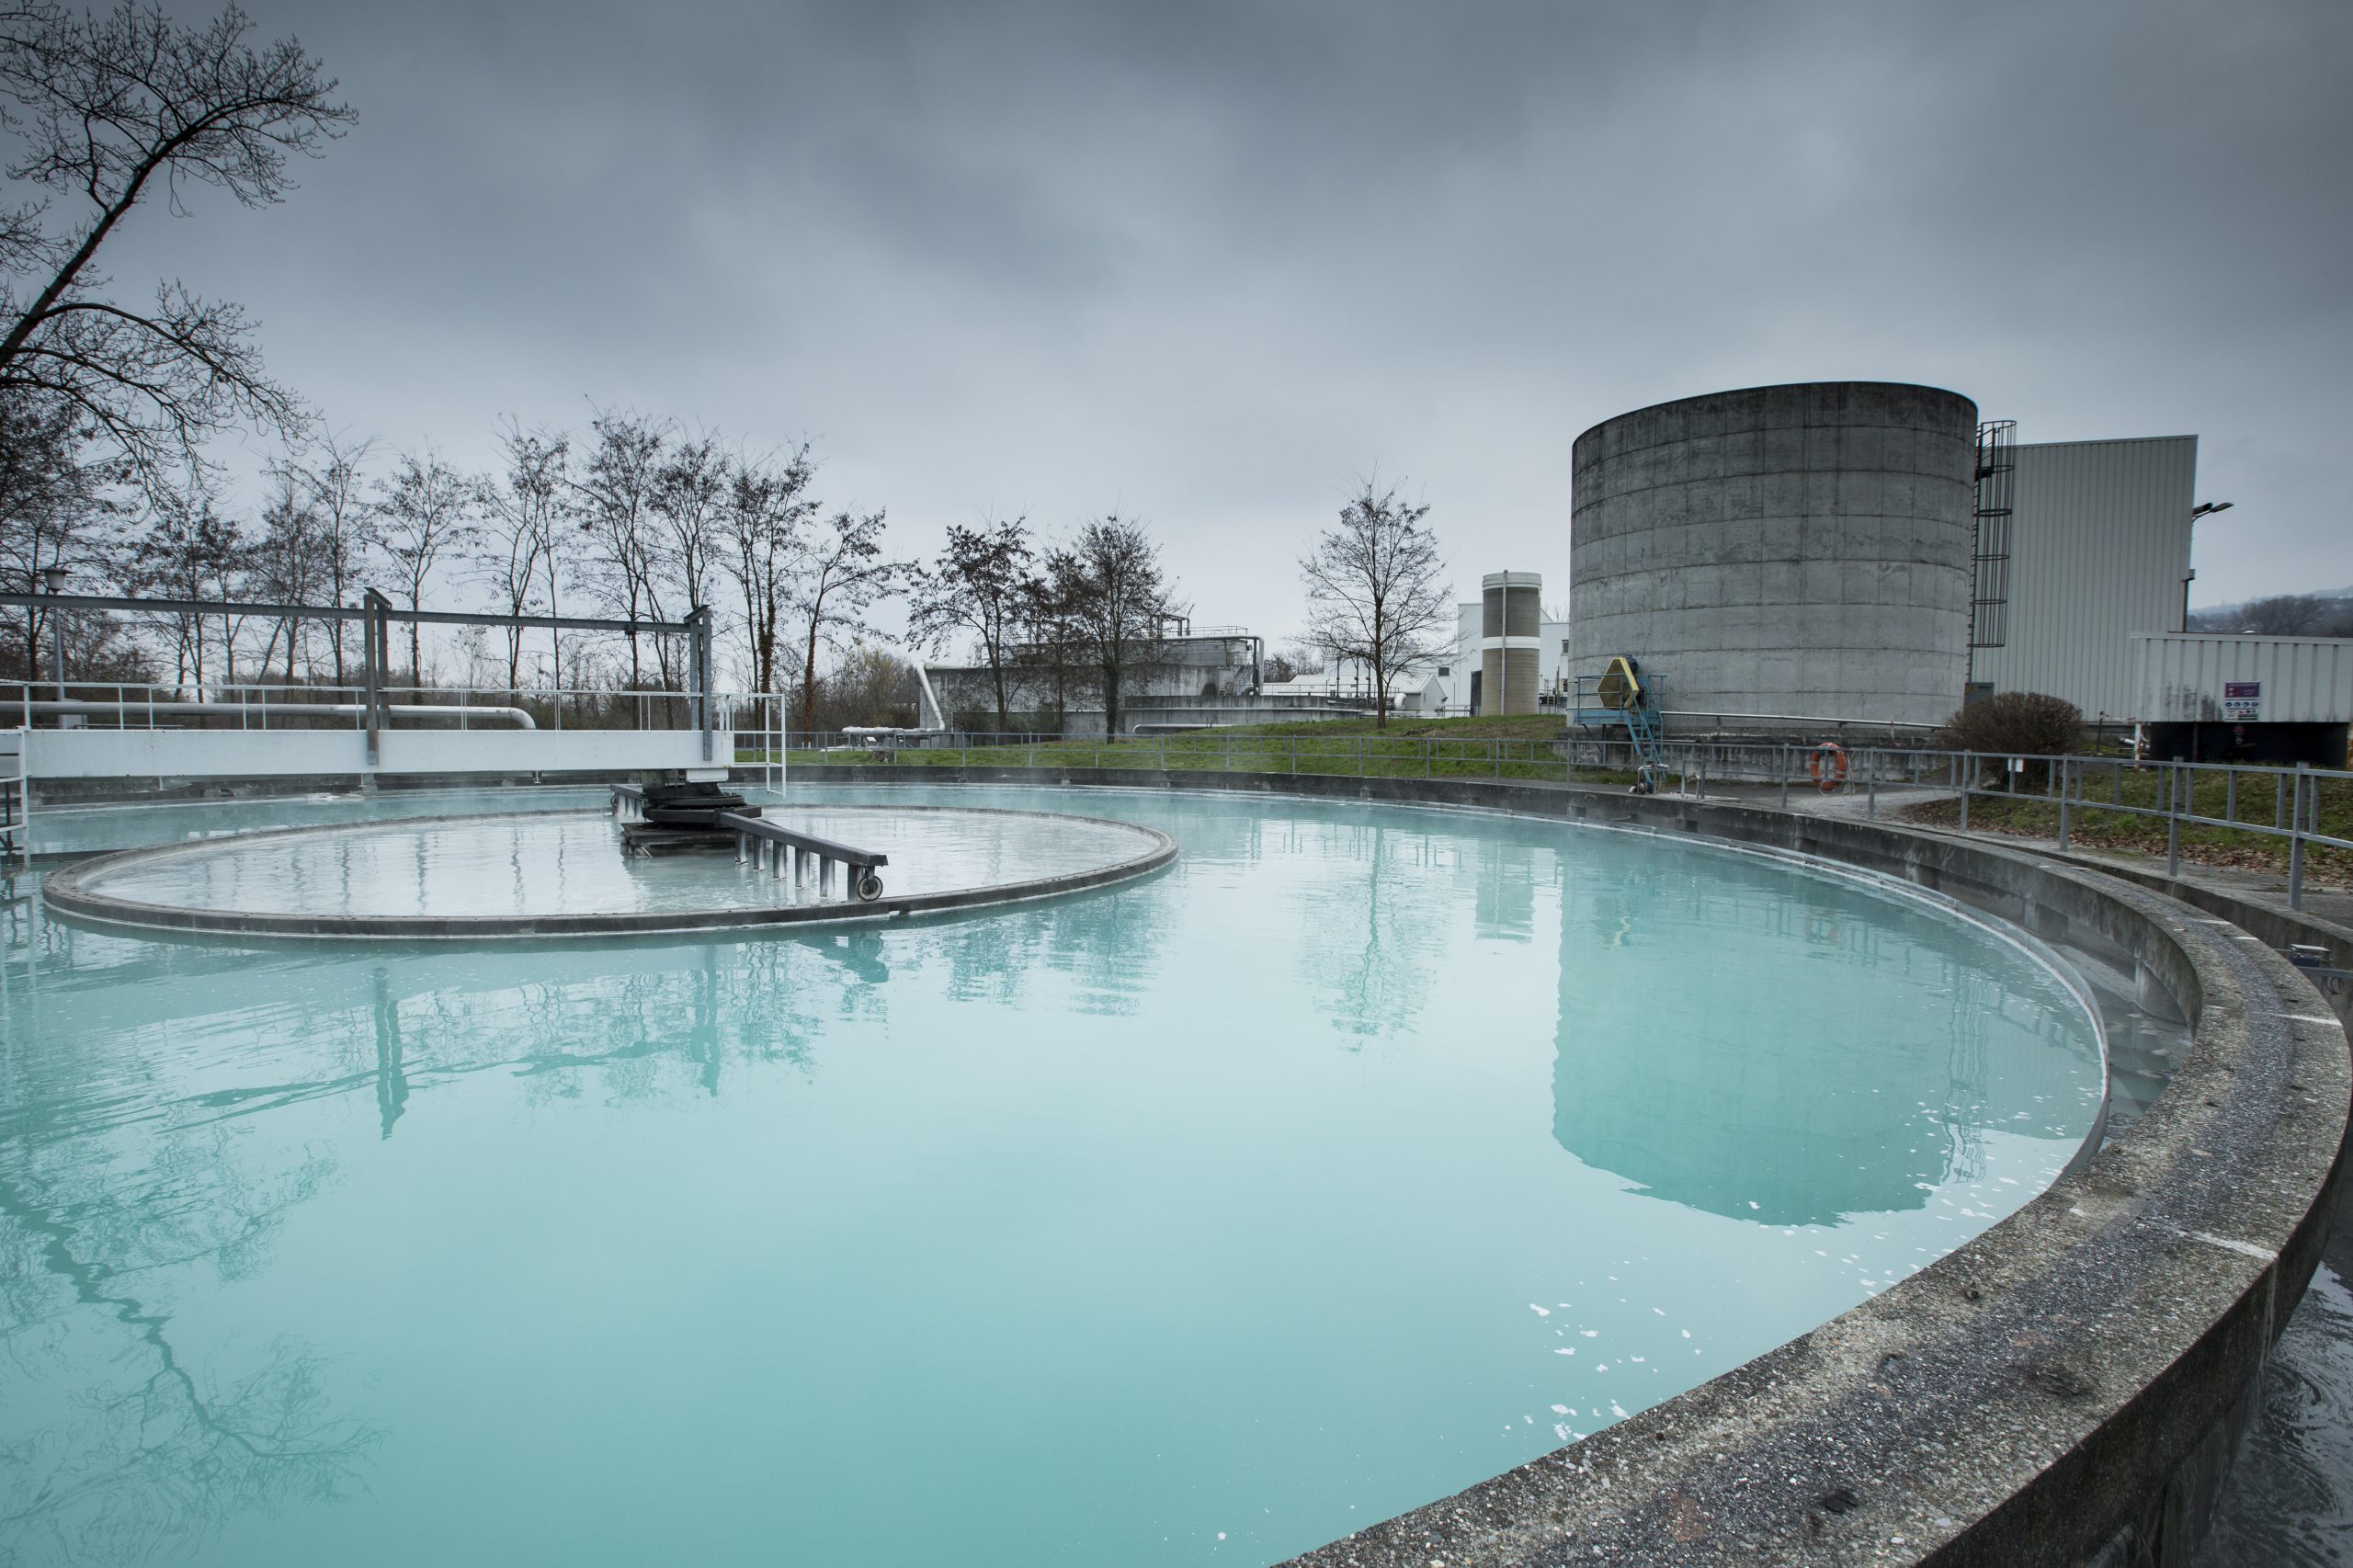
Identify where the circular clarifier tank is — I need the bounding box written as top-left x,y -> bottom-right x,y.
5,784 -> 2111,1568
41,803 -> 1176,938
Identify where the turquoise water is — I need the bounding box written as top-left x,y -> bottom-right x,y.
0,785 -> 2103,1567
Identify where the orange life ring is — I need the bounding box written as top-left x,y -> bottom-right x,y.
1809,742 -> 1848,792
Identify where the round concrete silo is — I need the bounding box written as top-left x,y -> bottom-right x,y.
1480,571 -> 1542,715
1569,382 -> 1978,728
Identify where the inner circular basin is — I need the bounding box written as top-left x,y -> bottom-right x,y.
0,784 -> 2106,1568
51,803 -> 1170,930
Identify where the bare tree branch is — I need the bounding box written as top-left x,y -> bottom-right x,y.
1300,481 -> 1450,730
0,2 -> 352,491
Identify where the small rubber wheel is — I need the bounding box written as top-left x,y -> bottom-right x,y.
855,871 -> 884,902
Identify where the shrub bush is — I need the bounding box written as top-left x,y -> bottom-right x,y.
1937,691 -> 2083,784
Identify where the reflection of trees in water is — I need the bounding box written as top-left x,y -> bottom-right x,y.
0,919 -> 929,1562
1294,821 -> 1455,1046
0,864 -> 1184,1559
902,876 -> 1170,1017
1550,855 -> 2097,1226
0,1126 -> 377,1565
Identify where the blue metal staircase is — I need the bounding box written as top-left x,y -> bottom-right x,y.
1570,657 -> 1667,787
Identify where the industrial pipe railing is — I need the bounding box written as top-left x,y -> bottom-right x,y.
0,680 -> 749,733
610,783 -> 888,901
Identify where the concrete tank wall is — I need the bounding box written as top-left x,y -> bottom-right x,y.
1570,381 -> 1978,728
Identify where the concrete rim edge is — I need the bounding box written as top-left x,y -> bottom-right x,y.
778,763 -> 2353,1568
39,804 -> 1178,941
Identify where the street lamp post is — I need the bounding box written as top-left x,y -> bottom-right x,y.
2184,502 -> 2234,629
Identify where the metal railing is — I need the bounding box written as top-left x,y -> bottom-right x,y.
1,680 -> 723,733
611,783 -> 887,902
744,728 -> 2351,911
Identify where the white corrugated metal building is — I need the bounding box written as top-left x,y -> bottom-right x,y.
1967,435 -> 2199,723
2132,633 -> 2353,723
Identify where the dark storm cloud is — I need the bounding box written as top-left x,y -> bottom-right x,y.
98,0 -> 2353,639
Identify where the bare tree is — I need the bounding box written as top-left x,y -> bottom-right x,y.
0,3 -> 354,491
2234,594 -> 2352,637
572,408 -> 666,690
722,443 -> 814,698
787,507 -> 897,734
0,387 -> 114,677
907,516 -> 1032,733
128,468 -> 241,691
1300,481 -> 1450,730
813,639 -> 919,730
1053,515 -> 1173,739
1012,564 -> 1085,733
480,419 -> 567,691
288,428 -> 372,682
651,431 -> 727,611
372,449 -> 477,680
249,459 -> 323,678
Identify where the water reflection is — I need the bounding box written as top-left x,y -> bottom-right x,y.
1293,819 -> 1450,1045
1551,851 -> 2097,1226
0,789 -> 2105,1568
0,1118 -> 377,1562
372,967 -> 409,1136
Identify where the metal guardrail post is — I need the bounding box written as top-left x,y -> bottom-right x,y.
1959,754 -> 1970,831
2056,756 -> 2071,848
1779,744 -> 1790,809
361,589 -> 392,765
2290,764 -> 2308,911
1867,748 -> 1877,819
2166,763 -> 2182,880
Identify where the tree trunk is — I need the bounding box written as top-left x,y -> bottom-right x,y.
989,633 -> 1008,732
799,615 -> 823,736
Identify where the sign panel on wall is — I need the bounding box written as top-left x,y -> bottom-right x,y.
2222,681 -> 2261,722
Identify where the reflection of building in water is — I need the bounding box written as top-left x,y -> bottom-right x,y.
1473,835 -> 1539,944
1550,857 -> 2093,1226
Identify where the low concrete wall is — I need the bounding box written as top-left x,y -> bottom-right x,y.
779,763 -> 2352,1568
41,805 -> 1176,940
22,726 -> 723,780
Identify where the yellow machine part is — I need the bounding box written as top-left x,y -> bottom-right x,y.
1593,656 -> 1643,710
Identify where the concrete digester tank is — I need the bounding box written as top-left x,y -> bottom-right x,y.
1570,382 -> 1978,729
1480,571 -> 1543,716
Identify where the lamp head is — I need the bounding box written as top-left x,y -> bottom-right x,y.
40,565 -> 67,593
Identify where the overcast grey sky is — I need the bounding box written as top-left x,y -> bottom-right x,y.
99,0 -> 2353,643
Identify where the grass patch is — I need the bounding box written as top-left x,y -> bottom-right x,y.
1899,761 -> 2353,886
739,726 -> 1642,788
